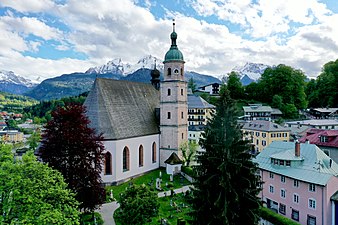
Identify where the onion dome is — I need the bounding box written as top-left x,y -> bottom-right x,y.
164,20 -> 184,63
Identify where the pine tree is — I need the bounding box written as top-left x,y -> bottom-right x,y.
191,86 -> 262,225
39,103 -> 105,212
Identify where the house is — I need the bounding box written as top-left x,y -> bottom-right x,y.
187,94 -> 215,126
0,130 -> 23,143
285,119 -> 338,130
299,129 -> 338,163
242,104 -> 273,121
241,120 -> 290,153
309,108 -> 338,119
197,83 -> 221,95
188,124 -> 205,152
84,22 -> 188,185
254,141 -> 338,225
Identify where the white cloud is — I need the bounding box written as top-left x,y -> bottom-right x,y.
0,0 -> 56,13
0,0 -> 336,81
0,15 -> 63,40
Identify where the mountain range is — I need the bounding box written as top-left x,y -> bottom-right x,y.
1,55 -> 269,100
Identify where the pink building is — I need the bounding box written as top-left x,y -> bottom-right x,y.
255,141 -> 338,225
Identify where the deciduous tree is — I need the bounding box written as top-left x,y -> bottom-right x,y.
0,146 -> 80,224
191,86 -> 262,225
116,184 -> 159,225
39,103 -> 105,212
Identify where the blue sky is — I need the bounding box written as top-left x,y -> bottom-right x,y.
0,0 -> 337,81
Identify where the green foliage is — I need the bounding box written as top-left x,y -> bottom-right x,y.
188,78 -> 197,93
282,103 -> 298,119
260,207 -> 300,225
312,59 -> 338,107
271,94 -> 283,109
191,86 -> 262,225
0,92 -> 38,113
259,64 -> 307,110
0,148 -> 80,224
23,92 -> 88,123
181,166 -> 194,177
27,130 -> 41,151
80,212 -> 104,225
180,141 -> 198,166
115,184 -> 159,225
227,71 -> 244,100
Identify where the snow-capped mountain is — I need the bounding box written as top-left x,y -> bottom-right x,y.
0,70 -> 36,87
85,55 -> 164,75
233,62 -> 270,81
0,70 -> 37,95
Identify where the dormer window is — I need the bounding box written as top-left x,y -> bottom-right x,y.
320,136 -> 328,142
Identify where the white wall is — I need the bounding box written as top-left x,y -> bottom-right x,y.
102,134 -> 160,184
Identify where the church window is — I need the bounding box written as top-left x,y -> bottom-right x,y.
181,89 -> 183,95
167,68 -> 171,76
181,68 -> 183,76
168,88 -> 171,96
139,145 -> 144,167
182,133 -> 184,139
152,142 -> 156,163
104,152 -> 112,175
174,69 -> 179,74
181,111 -> 184,119
123,147 -> 130,172
167,112 -> 171,119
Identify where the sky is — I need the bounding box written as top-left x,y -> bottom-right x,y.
0,0 -> 337,81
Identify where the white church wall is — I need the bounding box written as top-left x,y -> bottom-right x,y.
102,134 -> 160,184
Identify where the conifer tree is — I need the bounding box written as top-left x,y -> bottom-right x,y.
39,103 -> 105,212
191,85 -> 262,225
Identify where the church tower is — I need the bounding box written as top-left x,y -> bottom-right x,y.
160,20 -> 188,166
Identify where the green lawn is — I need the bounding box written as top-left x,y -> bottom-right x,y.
115,193 -> 193,225
105,168 -> 191,202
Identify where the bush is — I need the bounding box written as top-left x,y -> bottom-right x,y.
80,212 -> 104,225
167,182 -> 174,188
181,166 -> 194,177
260,207 -> 300,225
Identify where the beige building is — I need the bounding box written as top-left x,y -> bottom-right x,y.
0,130 -> 23,143
242,120 -> 290,153
188,94 -> 215,126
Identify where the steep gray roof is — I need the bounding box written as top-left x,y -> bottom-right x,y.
242,120 -> 290,132
188,94 -> 215,109
254,141 -> 338,185
84,78 -> 160,140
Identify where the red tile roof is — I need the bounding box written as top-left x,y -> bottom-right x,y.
299,129 -> 338,148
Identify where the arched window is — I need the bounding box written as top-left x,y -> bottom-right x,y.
168,88 -> 171,96
152,142 -> 156,163
105,152 -> 112,175
167,68 -> 171,76
123,147 -> 130,171
174,69 -> 179,74
139,145 -> 144,167
181,68 -> 183,76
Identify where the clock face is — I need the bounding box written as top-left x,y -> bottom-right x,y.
174,68 -> 179,74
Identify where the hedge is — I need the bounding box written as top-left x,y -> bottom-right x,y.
260,207 -> 300,225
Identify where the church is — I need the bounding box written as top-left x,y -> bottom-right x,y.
84,22 -> 188,185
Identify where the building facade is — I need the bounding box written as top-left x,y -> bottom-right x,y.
159,22 -> 188,167
187,94 -> 215,126
255,141 -> 338,225
241,120 -> 290,152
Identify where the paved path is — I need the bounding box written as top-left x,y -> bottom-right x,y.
96,185 -> 191,224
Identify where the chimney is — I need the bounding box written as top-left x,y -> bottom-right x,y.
295,141 -> 300,157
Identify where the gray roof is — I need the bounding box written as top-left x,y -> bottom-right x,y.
242,120 -> 290,132
84,78 -> 160,140
313,108 -> 338,113
271,108 -> 282,115
164,152 -> 183,165
286,119 -> 338,126
254,141 -> 338,185
243,104 -> 273,113
188,94 -> 215,109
